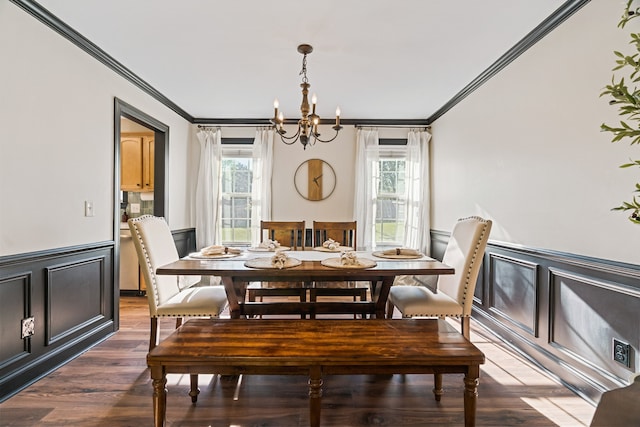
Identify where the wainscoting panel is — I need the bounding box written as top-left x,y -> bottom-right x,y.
0,242 -> 115,402
0,273 -> 31,368
489,254 -> 539,337
431,229 -> 640,403
46,257 -> 106,345
172,228 -> 197,258
549,268 -> 640,383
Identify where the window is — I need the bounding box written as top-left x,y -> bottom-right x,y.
376,151 -> 406,246
221,147 -> 253,245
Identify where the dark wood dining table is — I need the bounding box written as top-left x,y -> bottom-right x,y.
156,251 -> 454,319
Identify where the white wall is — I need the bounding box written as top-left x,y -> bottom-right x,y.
431,0 -> 639,265
0,2 -> 193,256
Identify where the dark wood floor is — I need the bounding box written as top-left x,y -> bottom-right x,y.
0,295 -> 595,426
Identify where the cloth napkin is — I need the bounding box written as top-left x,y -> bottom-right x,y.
259,239 -> 281,250
382,248 -> 421,256
322,238 -> 340,250
340,250 -> 359,266
271,250 -> 289,269
201,245 -> 242,256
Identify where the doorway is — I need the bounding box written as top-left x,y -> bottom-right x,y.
113,98 -> 169,328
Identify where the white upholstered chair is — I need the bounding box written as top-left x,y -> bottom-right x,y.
128,215 -> 228,351
386,216 -> 492,340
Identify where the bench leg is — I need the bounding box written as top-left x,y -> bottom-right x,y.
433,373 -> 443,401
151,366 -> 167,427
463,365 -> 480,427
189,374 -> 200,403
308,366 -> 323,427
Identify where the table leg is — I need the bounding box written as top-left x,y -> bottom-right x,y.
221,277 -> 241,318
463,365 -> 480,427
374,277 -> 394,318
308,366 -> 323,427
151,366 -> 167,427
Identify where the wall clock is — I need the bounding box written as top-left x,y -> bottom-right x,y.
294,159 -> 336,201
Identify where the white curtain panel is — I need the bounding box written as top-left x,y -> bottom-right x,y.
250,128 -> 274,245
404,130 -> 432,255
353,128 -> 379,250
195,128 -> 222,249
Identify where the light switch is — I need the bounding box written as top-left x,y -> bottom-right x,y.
84,200 -> 94,217
130,203 -> 141,213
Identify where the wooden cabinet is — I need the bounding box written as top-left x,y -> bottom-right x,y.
121,133 -> 154,192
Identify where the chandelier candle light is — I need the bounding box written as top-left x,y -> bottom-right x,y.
271,44 -> 342,150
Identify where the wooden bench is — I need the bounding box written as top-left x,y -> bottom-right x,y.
147,318 -> 485,427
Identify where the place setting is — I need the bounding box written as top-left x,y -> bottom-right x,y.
321,250 -> 377,269
244,250 -> 302,269
246,239 -> 291,252
372,247 -> 424,259
313,238 -> 353,253
188,245 -> 244,259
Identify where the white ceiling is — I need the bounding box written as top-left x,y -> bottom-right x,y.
35,0 -> 566,122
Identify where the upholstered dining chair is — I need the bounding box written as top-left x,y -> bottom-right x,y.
309,221 -> 368,315
246,221 -> 307,307
386,216 -> 492,340
128,215 -> 228,351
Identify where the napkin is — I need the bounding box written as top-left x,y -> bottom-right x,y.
201,245 -> 242,256
259,239 -> 281,250
322,238 -> 340,250
382,248 -> 421,256
271,250 -> 289,269
340,250 -> 359,266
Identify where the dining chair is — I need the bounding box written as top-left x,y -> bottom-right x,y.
309,221 -> 368,315
386,216 -> 492,340
246,221 -> 307,307
128,215 -> 228,351
386,216 -> 491,402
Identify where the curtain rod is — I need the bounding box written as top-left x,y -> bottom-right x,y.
355,124 -> 431,129
197,124 -> 269,129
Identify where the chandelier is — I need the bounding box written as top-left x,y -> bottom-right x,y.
271,44 -> 342,150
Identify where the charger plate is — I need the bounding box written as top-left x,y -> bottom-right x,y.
244,257 -> 302,269
189,252 -> 242,260
321,257 -> 377,269
247,246 -> 291,252
313,246 -> 353,252
372,251 -> 423,259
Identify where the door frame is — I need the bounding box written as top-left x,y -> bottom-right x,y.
113,98 -> 169,328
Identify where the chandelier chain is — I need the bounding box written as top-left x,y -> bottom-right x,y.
299,53 -> 308,84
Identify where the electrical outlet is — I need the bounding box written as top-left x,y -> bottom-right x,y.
130,203 -> 140,214
21,317 -> 35,339
613,338 -> 631,368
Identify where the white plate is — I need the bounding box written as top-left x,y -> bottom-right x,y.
313,246 -> 353,252
244,257 -> 302,269
247,246 -> 291,252
189,252 -> 242,259
320,257 -> 377,269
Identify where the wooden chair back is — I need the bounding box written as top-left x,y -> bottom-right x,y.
260,221 -> 305,250
313,221 -> 357,249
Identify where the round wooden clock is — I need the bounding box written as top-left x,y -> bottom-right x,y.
294,159 -> 336,201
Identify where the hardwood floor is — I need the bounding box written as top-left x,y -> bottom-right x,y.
0,295 -> 596,426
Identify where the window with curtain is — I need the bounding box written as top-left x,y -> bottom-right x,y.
221,146 -> 253,245
354,130 -> 431,252
376,147 -> 408,246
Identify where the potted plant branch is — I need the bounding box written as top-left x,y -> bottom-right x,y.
601,0 -> 640,224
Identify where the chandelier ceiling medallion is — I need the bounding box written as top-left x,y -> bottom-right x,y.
271,44 -> 342,150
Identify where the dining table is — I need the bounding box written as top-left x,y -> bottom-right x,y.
156,249 -> 454,319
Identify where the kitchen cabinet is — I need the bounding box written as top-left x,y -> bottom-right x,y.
121,133 -> 154,192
